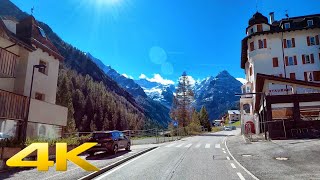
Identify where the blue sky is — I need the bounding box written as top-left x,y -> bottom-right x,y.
12,0 -> 320,83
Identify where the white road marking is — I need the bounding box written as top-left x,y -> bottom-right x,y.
176,143 -> 185,147
231,163 -> 236,169
215,144 -> 221,148
223,151 -> 226,153
195,144 -> 201,148
226,156 -> 230,160
237,172 -> 245,180
185,143 -> 192,148
165,143 -> 176,147
205,144 -> 210,148
117,155 -> 124,158
222,148 -> 225,151
94,148 -> 158,180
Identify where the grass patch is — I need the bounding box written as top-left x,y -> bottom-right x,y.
230,121 -> 241,127
212,127 -> 223,132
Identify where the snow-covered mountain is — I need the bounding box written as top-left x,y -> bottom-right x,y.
193,70 -> 242,119
135,79 -> 175,108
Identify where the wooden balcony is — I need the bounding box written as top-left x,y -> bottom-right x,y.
0,48 -> 18,78
0,89 -> 28,121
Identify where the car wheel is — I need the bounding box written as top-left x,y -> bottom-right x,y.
113,144 -> 118,155
125,142 -> 131,151
89,152 -> 95,156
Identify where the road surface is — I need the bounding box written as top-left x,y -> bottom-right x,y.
94,129 -> 256,180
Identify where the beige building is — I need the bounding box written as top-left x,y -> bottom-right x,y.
0,16 -> 67,139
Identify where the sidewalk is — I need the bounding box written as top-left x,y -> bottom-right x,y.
227,135 -> 320,180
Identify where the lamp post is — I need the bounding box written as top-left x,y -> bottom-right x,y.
21,64 -> 46,145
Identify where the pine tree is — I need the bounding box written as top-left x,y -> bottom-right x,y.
189,109 -> 201,133
199,106 -> 211,132
56,73 -> 77,134
171,72 -> 194,128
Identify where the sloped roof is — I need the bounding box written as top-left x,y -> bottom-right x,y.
228,110 -> 241,115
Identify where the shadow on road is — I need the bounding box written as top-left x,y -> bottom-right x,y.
85,150 -> 130,160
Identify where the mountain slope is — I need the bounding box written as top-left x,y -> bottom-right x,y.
194,70 -> 242,119
86,53 -> 172,127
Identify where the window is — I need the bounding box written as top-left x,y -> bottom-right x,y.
249,41 -> 254,51
246,86 -> 251,93
314,71 -> 320,81
257,24 -> 262,32
302,54 -> 314,64
37,26 -> 47,38
250,28 -> 254,34
290,73 -> 296,80
258,39 -> 267,49
284,23 -> 290,29
38,60 -> 47,75
285,56 -> 297,66
249,66 -> 252,75
307,36 -> 319,46
35,92 -> 45,101
307,20 -> 313,27
304,72 -> 314,82
283,38 -> 295,48
272,57 -> 279,67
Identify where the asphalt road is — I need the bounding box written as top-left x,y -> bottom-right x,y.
94,129 -> 256,180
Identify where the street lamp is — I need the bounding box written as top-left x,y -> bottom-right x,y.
21,64 -> 46,144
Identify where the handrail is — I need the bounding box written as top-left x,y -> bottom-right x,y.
0,89 -> 28,120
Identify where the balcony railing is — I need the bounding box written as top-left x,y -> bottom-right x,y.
0,48 -> 18,78
0,89 -> 28,120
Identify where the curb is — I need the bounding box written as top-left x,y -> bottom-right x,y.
79,146 -> 158,180
225,135 -> 260,180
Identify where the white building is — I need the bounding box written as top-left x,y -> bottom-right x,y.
227,110 -> 241,122
240,12 -> 320,139
0,16 -> 67,139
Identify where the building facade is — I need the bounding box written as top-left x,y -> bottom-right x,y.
0,16 -> 67,139
240,12 -> 320,138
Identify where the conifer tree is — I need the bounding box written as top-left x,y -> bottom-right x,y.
199,106 -> 211,131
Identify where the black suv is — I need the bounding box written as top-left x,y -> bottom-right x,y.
87,131 -> 131,156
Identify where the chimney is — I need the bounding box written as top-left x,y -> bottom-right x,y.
269,12 -> 275,24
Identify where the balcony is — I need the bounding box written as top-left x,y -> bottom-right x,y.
0,48 -> 18,78
0,89 -> 28,120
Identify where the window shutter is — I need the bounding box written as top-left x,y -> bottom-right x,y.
250,42 -> 254,51
292,38 -> 295,47
285,56 -> 288,66
311,54 -> 315,63
264,39 -> 267,48
304,72 -> 308,81
316,35 -> 319,45
302,55 -> 306,64
250,67 -> 252,75
294,56 -> 297,65
257,24 -> 262,32
283,39 -> 287,48
258,40 -> 262,49
314,71 -> 320,81
272,57 -> 278,67
307,36 -> 310,46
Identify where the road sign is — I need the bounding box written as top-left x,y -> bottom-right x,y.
173,121 -> 178,127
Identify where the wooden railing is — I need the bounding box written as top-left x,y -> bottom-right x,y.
0,48 -> 18,78
0,89 -> 28,120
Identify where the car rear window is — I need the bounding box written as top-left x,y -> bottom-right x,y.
93,133 -> 112,139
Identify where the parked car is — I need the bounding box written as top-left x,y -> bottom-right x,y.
86,131 -> 131,156
0,132 -> 11,140
231,126 -> 236,130
224,126 -> 232,131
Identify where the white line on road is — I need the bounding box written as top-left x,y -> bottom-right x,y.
222,148 -> 225,151
165,143 -> 176,147
195,144 -> 201,148
226,156 -> 230,160
223,151 -> 226,154
237,172 -> 245,180
205,144 -> 210,148
185,143 -> 192,148
231,163 -> 236,169
117,155 -> 124,158
215,144 -> 221,148
176,143 -> 185,147
94,148 -> 158,180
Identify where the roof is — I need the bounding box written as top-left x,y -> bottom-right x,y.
228,110 -> 241,115
241,13 -> 320,69
248,12 -> 268,26
255,73 -> 320,110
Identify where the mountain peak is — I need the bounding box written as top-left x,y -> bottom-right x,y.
216,70 -> 231,78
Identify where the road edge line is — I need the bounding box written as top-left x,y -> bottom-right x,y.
225,135 -> 259,180
78,146 -> 158,180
